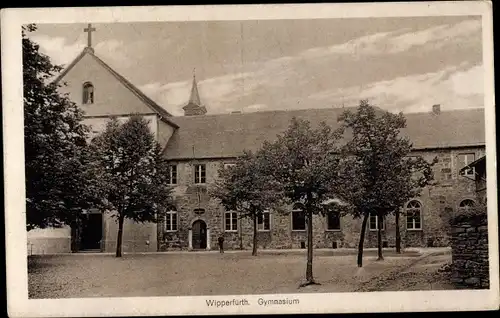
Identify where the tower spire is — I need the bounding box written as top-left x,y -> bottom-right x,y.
189,68 -> 201,106
183,68 -> 207,116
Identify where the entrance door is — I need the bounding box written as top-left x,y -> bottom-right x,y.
80,213 -> 103,251
192,220 -> 207,249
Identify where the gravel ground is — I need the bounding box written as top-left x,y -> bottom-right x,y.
28,248 -> 453,299
374,253 -> 454,291
354,251 -> 454,292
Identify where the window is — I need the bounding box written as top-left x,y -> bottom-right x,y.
258,210 -> 271,231
459,199 -> 476,211
194,164 -> 206,184
167,165 -> 177,185
225,211 -> 238,232
326,212 -> 341,231
458,153 -> 475,177
406,200 -> 422,230
291,203 -> 306,231
164,208 -> 178,232
369,213 -> 385,231
82,82 -> 94,104
224,163 -> 236,169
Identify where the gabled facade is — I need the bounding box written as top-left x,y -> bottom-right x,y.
28,43 -> 179,254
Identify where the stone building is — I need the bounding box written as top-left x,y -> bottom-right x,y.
27,26 -> 486,254
459,155 -> 487,204
160,97 -> 485,251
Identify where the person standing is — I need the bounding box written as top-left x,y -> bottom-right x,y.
218,235 -> 225,253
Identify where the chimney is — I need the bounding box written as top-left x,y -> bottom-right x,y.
432,104 -> 441,115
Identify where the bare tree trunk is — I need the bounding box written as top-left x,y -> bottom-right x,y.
306,210 -> 315,284
357,213 -> 369,267
395,209 -> 401,253
252,214 -> 258,256
377,213 -> 384,261
116,214 -> 125,258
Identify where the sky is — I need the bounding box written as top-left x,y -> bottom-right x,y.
28,16 -> 483,116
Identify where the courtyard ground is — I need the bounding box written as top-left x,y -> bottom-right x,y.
28,248 -> 454,299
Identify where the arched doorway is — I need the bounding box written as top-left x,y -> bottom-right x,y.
192,220 -> 207,250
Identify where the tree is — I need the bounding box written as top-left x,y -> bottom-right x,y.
259,118 -> 342,286
89,116 -> 173,257
23,24 -> 97,231
394,156 -> 436,253
337,100 -> 435,266
209,151 -> 283,256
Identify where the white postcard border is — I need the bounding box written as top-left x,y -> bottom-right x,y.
2,2 -> 498,317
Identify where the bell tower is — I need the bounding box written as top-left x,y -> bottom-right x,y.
182,69 -> 207,116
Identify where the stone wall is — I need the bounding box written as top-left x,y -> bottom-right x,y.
158,147 -> 484,251
450,212 -> 489,289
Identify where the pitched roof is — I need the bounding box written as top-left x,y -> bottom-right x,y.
52,48 -> 179,129
164,107 -> 485,160
402,108 -> 484,149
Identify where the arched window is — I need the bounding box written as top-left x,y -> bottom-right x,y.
164,207 -> 177,232
82,82 -> 94,104
406,200 -> 422,230
292,203 -> 306,231
459,199 -> 476,211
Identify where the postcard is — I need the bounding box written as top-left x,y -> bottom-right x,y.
2,2 -> 498,316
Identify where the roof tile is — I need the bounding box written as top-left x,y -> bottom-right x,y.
164,107 -> 485,159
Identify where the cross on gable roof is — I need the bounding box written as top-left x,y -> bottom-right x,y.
52,48 -> 179,129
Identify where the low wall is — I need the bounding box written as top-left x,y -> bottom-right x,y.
27,227 -> 71,255
27,237 -> 71,255
450,211 -> 489,289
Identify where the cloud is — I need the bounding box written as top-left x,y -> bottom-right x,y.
299,19 -> 480,59
94,40 -> 131,68
30,35 -> 130,71
448,64 -> 483,97
137,19 -> 482,115
139,80 -> 191,116
316,30 -> 398,56
310,63 -> 483,113
387,20 -> 481,53
140,71 -> 264,115
30,35 -> 85,66
200,71 -> 259,103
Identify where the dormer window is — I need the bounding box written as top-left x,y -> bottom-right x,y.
83,82 -> 94,104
